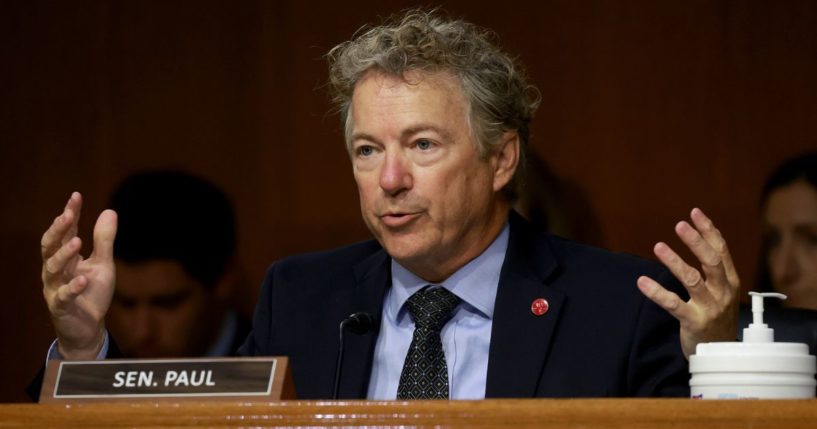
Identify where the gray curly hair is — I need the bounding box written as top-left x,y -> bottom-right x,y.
326,9 -> 540,201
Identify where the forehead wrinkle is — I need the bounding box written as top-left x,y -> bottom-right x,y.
347,69 -> 471,148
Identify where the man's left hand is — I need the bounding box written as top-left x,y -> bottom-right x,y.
637,208 -> 740,359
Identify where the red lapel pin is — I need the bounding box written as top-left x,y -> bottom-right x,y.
531,298 -> 549,316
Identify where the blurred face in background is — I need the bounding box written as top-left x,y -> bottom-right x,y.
763,180 -> 817,310
107,260 -> 225,358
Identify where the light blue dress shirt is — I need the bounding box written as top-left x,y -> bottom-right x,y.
367,223 -> 510,400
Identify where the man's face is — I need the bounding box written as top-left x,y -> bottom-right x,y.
764,180 -> 817,310
349,70 -> 513,282
107,260 -> 223,358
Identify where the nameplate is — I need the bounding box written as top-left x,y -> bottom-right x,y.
40,357 -> 295,402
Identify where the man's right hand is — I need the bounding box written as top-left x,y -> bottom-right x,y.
41,192 -> 117,360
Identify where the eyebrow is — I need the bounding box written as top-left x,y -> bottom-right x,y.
350,124 -> 454,144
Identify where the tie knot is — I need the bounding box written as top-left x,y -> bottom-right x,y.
405,286 -> 460,331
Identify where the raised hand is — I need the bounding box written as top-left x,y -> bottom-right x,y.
41,192 -> 117,359
637,208 -> 740,359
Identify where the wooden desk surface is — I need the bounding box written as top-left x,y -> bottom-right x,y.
1,399 -> 817,428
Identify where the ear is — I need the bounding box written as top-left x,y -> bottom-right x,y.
491,130 -> 520,192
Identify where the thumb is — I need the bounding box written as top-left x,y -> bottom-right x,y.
91,209 -> 118,261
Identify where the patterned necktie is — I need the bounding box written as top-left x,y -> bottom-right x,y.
397,286 -> 461,399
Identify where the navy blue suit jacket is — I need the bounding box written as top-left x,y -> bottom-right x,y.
238,212 -> 690,399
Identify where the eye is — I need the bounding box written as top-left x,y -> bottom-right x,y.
356,145 -> 375,157
801,230 -> 817,246
416,139 -> 433,150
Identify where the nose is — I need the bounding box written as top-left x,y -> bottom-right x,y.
379,149 -> 412,196
770,236 -> 800,288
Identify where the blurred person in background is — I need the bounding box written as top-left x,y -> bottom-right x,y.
106,170 -> 249,357
514,152 -> 604,246
757,152 -> 817,310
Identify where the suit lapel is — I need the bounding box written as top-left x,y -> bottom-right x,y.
486,212 -> 564,398
333,213 -> 564,398
336,248 -> 391,399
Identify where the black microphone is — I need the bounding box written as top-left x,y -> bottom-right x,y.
332,312 -> 375,399
341,312 -> 375,335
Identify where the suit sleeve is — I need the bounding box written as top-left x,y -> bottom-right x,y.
627,267 -> 691,397
26,335 -> 123,402
237,264 -> 278,356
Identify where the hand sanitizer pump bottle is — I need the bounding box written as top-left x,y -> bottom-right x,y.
689,292 -> 817,399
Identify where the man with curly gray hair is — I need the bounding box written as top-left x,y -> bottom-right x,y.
38,9 -> 739,400
327,10 -> 540,203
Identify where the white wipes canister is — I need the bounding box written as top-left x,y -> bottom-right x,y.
689,292 -> 817,399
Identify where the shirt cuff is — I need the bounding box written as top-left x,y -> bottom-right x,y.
46,332 -> 110,360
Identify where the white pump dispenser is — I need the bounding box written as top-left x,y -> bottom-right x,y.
742,292 -> 786,343
689,292 -> 816,399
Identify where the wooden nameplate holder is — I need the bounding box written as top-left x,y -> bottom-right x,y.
39,356 -> 295,402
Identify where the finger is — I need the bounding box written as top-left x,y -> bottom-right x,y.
637,275 -> 692,323
688,208 -> 721,252
43,237 -> 83,285
90,209 -> 117,262
653,242 -> 715,306
40,193 -> 83,259
41,193 -> 79,259
41,212 -> 73,260
674,220 -> 729,293
690,208 -> 740,290
52,275 -> 89,311
675,220 -> 721,268
63,192 -> 83,246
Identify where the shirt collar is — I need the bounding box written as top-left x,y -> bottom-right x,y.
388,222 -> 510,321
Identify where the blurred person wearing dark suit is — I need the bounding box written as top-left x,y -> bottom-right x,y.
55,171 -> 248,359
